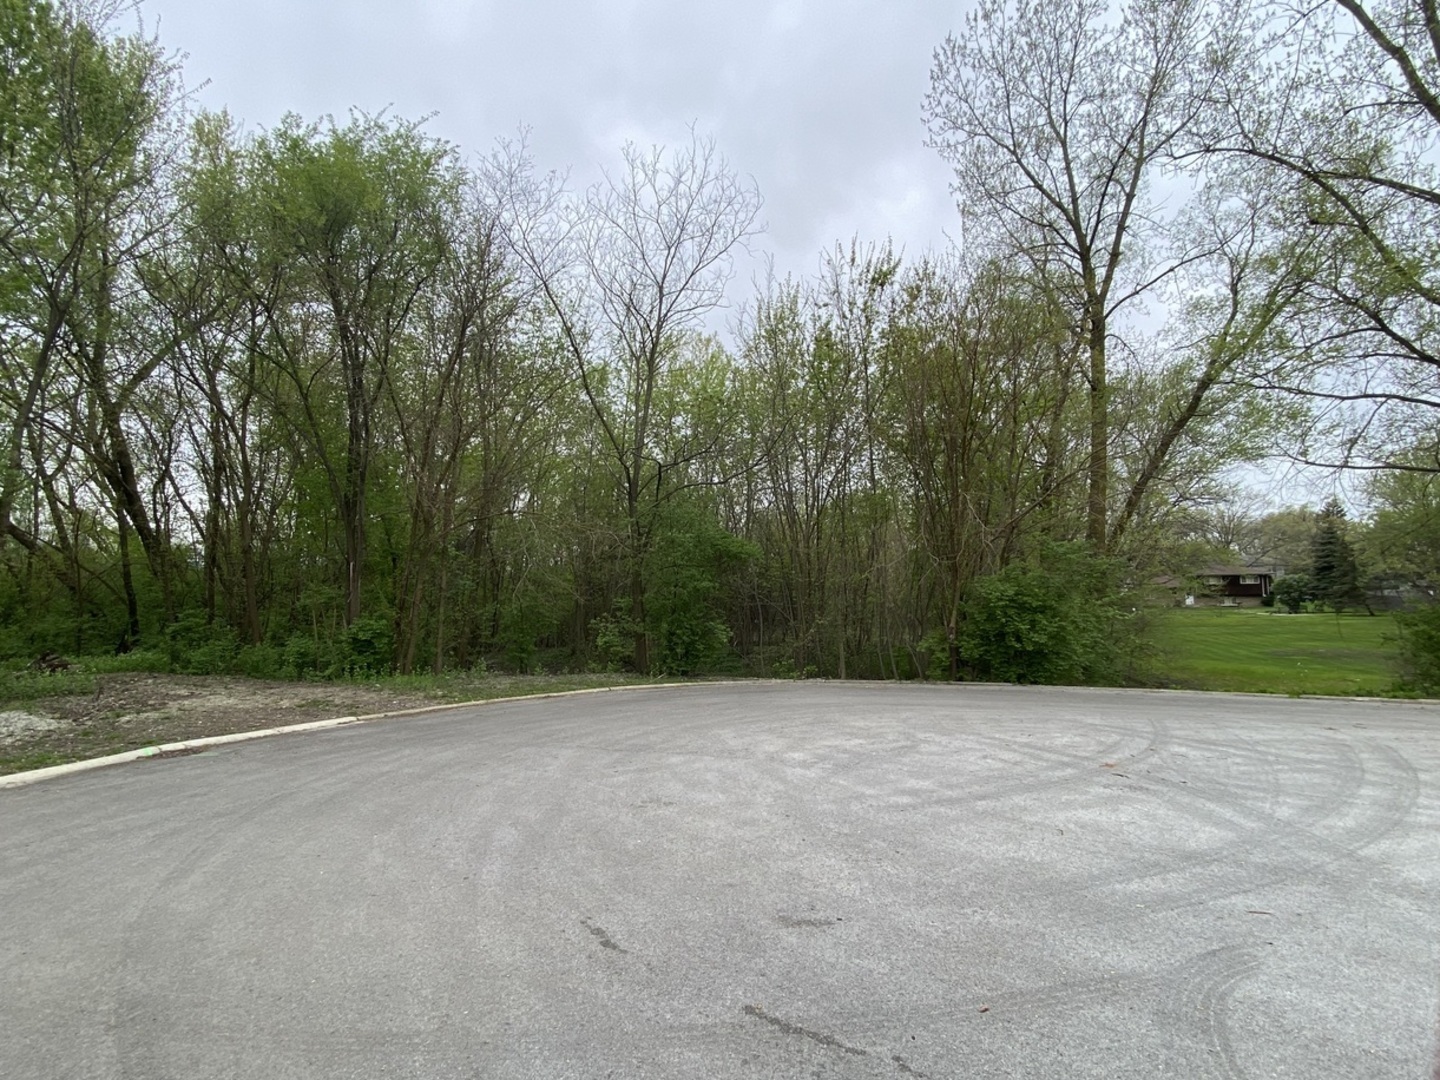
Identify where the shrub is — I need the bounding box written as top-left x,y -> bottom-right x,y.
958,543 -> 1137,686
654,611 -> 728,675
1395,603 -> 1440,694
1272,573 -> 1312,614
281,633 -> 329,678
236,644 -> 285,680
591,607 -> 638,671
917,628 -> 953,681
162,613 -> 240,675
338,616 -> 393,677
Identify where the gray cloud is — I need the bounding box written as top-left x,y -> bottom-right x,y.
147,0 -> 968,296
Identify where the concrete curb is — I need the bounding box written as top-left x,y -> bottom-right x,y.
0,681 -> 734,791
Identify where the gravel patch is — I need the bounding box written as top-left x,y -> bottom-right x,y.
0,711 -> 63,739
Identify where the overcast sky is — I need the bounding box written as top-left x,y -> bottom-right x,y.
141,0 -> 967,302
129,0 -> 1339,507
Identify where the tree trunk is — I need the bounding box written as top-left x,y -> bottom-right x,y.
432,541 -> 449,676
1085,309 -> 1108,550
239,513 -> 262,646
117,507 -> 141,645
630,562 -> 649,673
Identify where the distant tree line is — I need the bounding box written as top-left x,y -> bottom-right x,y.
1,0 -> 1437,683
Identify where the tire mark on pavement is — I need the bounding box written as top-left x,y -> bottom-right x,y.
1163,944 -> 1263,1080
959,966 -> 1139,1020
912,718 -> 1168,810
1056,729 -> 1428,916
891,1052 -> 931,1078
777,913 -> 840,929
1331,740 -> 1421,854
740,1004 -> 940,1078
950,942 -> 1262,1046
580,918 -> 627,953
741,1004 -> 868,1056
112,782 -> 331,1078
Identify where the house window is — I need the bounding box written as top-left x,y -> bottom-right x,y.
1240,575 -> 1260,584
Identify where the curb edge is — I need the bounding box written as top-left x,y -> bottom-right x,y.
0,680 -> 733,790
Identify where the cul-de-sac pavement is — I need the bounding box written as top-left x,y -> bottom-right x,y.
3,682 -> 1437,1079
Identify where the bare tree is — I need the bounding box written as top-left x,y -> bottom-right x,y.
742,247 -> 895,680
490,133 -> 761,671
925,0 -> 1220,548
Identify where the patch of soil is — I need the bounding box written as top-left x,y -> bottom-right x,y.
0,674 -> 443,775
0,710 -> 63,739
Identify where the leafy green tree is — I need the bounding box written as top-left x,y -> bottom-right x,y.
249,113 -> 461,630
1199,0 -> 1440,472
644,501 -> 755,675
1105,174 -> 1301,550
144,110 -> 286,646
1243,506 -> 1318,574
0,0 -> 184,642
882,255 -> 1077,678
382,183 -> 563,674
1364,466 -> 1440,589
742,243 -> 900,679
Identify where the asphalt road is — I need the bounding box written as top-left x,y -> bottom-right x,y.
2,682 -> 1438,1079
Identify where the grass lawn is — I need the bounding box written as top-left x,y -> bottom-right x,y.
1148,607 -> 1402,696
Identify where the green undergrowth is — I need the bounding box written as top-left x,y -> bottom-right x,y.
1147,607 -> 1403,696
2,649 -> 167,701
0,656 -> 679,711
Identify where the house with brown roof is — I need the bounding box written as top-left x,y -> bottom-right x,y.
1154,565 -> 1279,606
1196,565 -> 1276,604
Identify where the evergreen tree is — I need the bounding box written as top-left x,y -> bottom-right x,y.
1309,499 -> 1371,614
